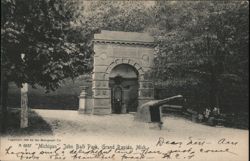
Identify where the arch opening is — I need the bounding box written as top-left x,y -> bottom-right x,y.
109,64 -> 139,114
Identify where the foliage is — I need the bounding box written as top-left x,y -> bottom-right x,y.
1,0 -> 248,115
82,1 -> 151,32
1,0 -> 93,91
151,1 -> 249,112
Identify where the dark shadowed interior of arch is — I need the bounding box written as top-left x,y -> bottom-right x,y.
109,64 -> 139,114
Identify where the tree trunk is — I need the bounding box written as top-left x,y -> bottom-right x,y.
209,75 -> 220,109
20,83 -> 28,128
1,79 -> 9,133
215,90 -> 220,108
209,73 -> 216,108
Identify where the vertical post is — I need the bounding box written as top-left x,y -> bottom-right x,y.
78,86 -> 87,114
20,53 -> 28,128
20,83 -> 28,128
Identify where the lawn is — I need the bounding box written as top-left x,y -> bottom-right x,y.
0,108 -> 52,136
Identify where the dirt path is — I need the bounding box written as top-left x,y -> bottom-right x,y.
34,109 -> 247,139
1,109 -> 248,161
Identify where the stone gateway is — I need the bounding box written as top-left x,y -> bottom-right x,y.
79,30 -> 155,115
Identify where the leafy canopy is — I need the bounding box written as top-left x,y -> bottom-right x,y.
1,0 -> 93,91
151,1 -> 249,111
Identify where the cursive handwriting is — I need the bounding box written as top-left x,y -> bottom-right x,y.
217,138 -> 238,146
3,137 -> 240,160
5,146 -> 39,160
156,137 -> 183,147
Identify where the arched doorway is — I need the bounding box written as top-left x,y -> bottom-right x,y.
109,64 -> 139,114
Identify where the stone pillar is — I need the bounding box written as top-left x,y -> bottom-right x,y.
78,86 -> 88,114
92,76 -> 112,114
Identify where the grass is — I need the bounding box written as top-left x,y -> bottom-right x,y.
0,108 -> 53,136
7,94 -> 79,110
7,76 -> 92,110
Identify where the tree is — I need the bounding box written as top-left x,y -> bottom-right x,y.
82,1 -> 151,32
1,0 -> 93,132
151,1 -> 249,113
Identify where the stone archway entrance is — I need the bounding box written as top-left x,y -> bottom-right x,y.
109,64 -> 139,114
81,30 -> 156,115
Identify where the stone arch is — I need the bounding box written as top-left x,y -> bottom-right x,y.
103,58 -> 144,80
